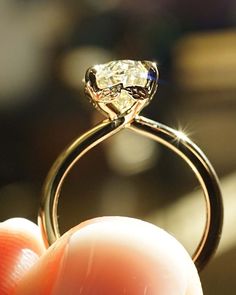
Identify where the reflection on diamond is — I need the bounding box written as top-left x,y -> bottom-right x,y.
94,60 -> 149,114
95,60 -> 148,89
112,90 -> 135,113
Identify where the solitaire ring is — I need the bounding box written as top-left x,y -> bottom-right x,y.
38,60 -> 223,271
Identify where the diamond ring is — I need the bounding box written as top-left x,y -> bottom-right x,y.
38,60 -> 223,271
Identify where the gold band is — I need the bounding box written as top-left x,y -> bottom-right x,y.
38,115 -> 223,271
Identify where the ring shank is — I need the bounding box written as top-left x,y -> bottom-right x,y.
38,116 -> 223,271
130,116 -> 223,270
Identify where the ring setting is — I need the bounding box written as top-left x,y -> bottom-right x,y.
38,59 -> 223,271
85,60 -> 158,120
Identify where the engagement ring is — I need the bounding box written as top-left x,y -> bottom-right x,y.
38,60 -> 223,271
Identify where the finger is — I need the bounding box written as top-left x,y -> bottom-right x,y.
16,217 -> 203,295
0,218 -> 46,295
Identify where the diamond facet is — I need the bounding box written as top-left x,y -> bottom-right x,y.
95,60 -> 148,89
85,60 -> 158,119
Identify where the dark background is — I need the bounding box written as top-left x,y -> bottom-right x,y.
0,1 -> 236,293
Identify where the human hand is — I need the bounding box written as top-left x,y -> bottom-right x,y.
0,217 -> 203,295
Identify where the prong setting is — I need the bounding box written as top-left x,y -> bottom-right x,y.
84,60 -> 159,120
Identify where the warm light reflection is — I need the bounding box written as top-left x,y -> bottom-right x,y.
175,130 -> 189,142
176,122 -> 195,139
12,248 -> 39,283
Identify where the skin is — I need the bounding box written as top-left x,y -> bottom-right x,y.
0,217 -> 203,295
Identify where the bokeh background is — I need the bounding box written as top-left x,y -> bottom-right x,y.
0,0 -> 236,293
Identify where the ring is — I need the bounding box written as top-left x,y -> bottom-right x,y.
38,60 -> 223,271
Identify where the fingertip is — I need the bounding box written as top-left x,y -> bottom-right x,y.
1,217 -> 46,254
0,218 -> 46,294
63,217 -> 203,295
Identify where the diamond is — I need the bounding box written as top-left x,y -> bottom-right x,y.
85,60 -> 158,119
95,60 -> 148,89
112,90 -> 135,113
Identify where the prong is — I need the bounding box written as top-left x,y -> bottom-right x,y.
85,67 -> 99,92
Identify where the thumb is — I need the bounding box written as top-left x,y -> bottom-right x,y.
16,217 -> 203,295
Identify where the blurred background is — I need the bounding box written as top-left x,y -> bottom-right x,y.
0,0 -> 235,293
